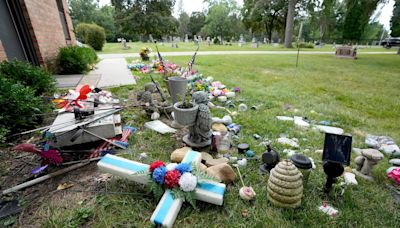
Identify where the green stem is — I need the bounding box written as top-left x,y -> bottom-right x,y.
235,166 -> 246,187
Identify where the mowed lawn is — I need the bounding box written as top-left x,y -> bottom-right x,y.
35,54 -> 399,227
98,42 -> 396,54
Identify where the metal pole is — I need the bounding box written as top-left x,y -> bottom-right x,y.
296,21 -> 304,68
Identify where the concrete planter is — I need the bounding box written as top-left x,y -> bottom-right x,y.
173,102 -> 198,126
168,77 -> 187,104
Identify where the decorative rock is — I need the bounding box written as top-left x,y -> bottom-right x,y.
238,103 -> 248,112
217,96 -> 227,102
205,157 -> 229,167
222,115 -> 233,125
229,156 -> 238,162
267,160 -> 303,209
389,159 -> 400,166
212,123 -> 228,133
277,137 -> 299,148
225,92 -> 235,98
246,150 -> 255,157
352,148 -> 362,156
314,125 -> 344,135
387,166 -> 397,174
294,116 -> 310,129
151,112 -> 160,120
206,163 -> 236,184
170,147 -> 191,163
237,158 -> 247,167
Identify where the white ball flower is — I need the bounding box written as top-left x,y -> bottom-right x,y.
166,163 -> 178,171
179,173 -> 197,192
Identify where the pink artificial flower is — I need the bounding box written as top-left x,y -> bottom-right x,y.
239,186 -> 256,200
388,167 -> 400,185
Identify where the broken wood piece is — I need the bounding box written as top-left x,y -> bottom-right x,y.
1,162 -> 91,195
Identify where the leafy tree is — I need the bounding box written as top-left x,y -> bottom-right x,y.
178,12 -> 190,37
242,0 -> 287,41
188,12 -> 206,36
201,2 -> 235,38
391,0 -> 400,37
69,0 -> 117,41
342,0 -> 383,42
111,0 -> 178,40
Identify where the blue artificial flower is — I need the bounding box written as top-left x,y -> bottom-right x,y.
152,166 -> 167,184
176,163 -> 191,174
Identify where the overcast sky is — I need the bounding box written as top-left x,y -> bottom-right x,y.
98,0 -> 395,30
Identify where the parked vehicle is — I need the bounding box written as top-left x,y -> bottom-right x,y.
381,37 -> 400,49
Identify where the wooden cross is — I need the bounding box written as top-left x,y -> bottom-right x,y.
97,150 -> 226,228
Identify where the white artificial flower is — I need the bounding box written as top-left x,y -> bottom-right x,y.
179,173 -> 197,192
166,163 -> 178,171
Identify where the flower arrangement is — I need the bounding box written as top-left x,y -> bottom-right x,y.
140,47 -> 151,61
135,160 -> 217,208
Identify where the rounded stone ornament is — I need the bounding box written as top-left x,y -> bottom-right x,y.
267,160 -> 303,209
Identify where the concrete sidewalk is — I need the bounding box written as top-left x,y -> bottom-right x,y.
90,58 -> 136,87
98,51 -> 397,59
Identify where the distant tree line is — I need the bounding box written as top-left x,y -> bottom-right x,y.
68,0 -> 397,45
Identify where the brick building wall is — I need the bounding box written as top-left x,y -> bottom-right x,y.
21,0 -> 76,65
0,41 -> 7,61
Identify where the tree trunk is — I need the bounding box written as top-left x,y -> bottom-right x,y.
284,0 -> 296,48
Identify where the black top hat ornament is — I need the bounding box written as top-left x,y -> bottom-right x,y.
259,145 -> 280,174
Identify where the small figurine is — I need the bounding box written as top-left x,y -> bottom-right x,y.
183,91 -> 212,147
353,149 -> 384,181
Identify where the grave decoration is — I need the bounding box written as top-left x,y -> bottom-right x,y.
387,167 -> 400,185
353,149 -> 384,181
259,145 -> 280,174
267,160 -> 303,208
174,91 -> 212,148
98,150 -> 226,228
322,133 -> 352,194
140,47 -> 151,61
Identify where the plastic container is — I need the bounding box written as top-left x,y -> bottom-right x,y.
290,154 -> 312,182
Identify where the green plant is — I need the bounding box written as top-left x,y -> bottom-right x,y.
295,42 -> 315,48
57,46 -> 98,74
0,60 -> 55,95
76,23 -> 106,51
0,76 -> 49,135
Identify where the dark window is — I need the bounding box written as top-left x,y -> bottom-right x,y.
56,0 -> 71,40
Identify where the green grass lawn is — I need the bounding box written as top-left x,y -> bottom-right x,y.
97,42 -> 396,54
30,54 -> 400,227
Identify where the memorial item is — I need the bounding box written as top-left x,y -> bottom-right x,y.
290,154 -> 312,182
98,150 -> 226,228
259,145 -> 280,174
267,160 -> 303,208
176,91 -> 212,147
235,166 -> 256,201
322,133 -> 352,193
237,143 -> 249,154
353,149 -> 384,181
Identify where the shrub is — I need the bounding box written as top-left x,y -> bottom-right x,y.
76,23 -> 106,51
295,42 -> 315,49
0,76 -> 49,135
0,60 -> 55,95
57,46 -> 98,74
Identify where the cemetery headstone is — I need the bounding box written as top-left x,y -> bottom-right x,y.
206,36 -> 211,46
149,34 -> 154,43
251,37 -> 258,48
185,34 -> 189,43
217,35 -> 222,45
194,35 -> 198,45
239,34 -> 244,47
335,46 -> 357,59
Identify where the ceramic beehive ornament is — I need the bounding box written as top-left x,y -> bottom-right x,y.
267,160 -> 303,209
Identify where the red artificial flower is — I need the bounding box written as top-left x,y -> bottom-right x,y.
164,170 -> 181,189
149,160 -> 165,173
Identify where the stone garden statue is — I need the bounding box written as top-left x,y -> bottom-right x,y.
183,91 -> 212,147
354,149 -> 384,181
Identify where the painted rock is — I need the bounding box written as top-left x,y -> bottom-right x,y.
212,123 -> 228,133
389,159 -> 400,166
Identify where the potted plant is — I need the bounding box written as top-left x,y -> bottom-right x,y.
173,93 -> 198,126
